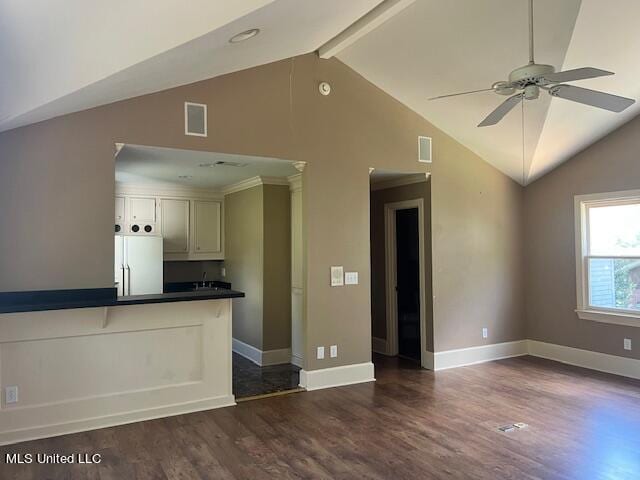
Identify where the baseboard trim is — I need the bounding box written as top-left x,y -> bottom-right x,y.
434,340 -> 528,371
299,362 -> 375,391
262,348 -> 292,366
232,338 -> 291,366
372,336 -> 389,355
0,394 -> 235,446
528,340 -> 640,381
290,353 -> 304,368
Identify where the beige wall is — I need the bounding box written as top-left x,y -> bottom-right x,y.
224,184 -> 291,352
262,184 -> 292,351
224,185 -> 264,350
524,115 -> 640,360
370,180 -> 434,352
0,53 -> 524,369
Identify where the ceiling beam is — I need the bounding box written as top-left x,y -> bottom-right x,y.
318,0 -> 415,59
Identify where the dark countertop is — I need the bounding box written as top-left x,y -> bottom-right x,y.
116,288 -> 244,306
0,287 -> 244,314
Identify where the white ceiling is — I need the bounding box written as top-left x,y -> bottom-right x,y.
338,0 -> 640,184
116,144 -> 298,189
0,0 -> 382,132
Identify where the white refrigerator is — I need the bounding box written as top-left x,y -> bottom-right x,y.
115,235 -> 163,296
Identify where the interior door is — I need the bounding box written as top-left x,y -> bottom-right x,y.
396,208 -> 421,362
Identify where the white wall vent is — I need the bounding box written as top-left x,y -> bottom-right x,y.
418,136 -> 432,163
185,102 -> 207,137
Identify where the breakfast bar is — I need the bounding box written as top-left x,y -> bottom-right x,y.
0,288 -> 244,445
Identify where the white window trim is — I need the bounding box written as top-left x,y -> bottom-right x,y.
574,189 -> 640,327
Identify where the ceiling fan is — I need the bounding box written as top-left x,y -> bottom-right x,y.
429,0 -> 635,127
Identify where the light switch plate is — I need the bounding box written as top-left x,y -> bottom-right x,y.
345,272 -> 358,285
317,346 -> 325,359
330,345 -> 338,358
330,266 -> 344,286
482,328 -> 488,339
624,338 -> 632,351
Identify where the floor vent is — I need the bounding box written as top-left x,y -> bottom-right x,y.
498,422 -> 528,432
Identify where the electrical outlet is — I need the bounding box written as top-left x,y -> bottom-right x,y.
330,345 -> 338,358
345,272 -> 359,285
221,267 -> 226,277
624,338 -> 632,351
317,346 -> 325,360
5,386 -> 18,404
482,328 -> 488,339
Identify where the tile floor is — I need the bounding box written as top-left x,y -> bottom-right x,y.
232,352 -> 301,399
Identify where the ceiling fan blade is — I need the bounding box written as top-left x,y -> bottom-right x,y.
543,67 -> 614,84
549,84 -> 635,112
478,93 -> 523,127
428,88 -> 494,101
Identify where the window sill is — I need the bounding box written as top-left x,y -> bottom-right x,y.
576,309 -> 640,327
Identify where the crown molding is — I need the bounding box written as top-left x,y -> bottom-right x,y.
222,176 -> 290,196
115,182 -> 223,200
370,173 -> 430,192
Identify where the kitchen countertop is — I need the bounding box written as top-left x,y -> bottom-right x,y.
116,288 -> 244,306
0,287 -> 244,314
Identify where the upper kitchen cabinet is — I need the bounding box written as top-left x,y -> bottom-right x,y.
193,200 -> 222,256
129,197 -> 156,223
115,196 -> 125,222
160,198 -> 189,254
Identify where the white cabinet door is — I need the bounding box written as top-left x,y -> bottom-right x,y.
115,196 -> 125,222
160,199 -> 189,253
129,197 -> 156,223
193,200 -> 221,254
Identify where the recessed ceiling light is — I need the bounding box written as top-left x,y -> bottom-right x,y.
178,175 -> 193,179
229,28 -> 260,43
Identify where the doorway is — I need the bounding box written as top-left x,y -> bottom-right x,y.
369,170 -> 433,369
396,208 -> 421,362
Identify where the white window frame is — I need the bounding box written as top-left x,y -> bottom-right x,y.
575,189 -> 640,327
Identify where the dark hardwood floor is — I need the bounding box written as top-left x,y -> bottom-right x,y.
233,353 -> 301,399
2,354 -> 640,479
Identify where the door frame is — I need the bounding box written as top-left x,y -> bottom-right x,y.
384,198 -> 428,368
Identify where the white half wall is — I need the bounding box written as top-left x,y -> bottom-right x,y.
0,300 -> 235,446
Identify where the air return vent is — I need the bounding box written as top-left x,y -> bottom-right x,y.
418,136 -> 432,163
185,102 -> 207,137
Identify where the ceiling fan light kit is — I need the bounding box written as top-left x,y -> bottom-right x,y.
429,0 -> 635,127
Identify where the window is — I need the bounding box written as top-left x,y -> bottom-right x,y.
575,190 -> 640,326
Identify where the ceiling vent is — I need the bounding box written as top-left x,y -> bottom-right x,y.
185,102 -> 207,137
418,136 -> 432,163
199,161 -> 248,168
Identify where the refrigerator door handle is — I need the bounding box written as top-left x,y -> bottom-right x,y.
126,264 -> 131,296
121,265 -> 125,296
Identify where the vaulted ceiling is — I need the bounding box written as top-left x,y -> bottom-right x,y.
0,0 -> 382,132
338,0 -> 640,184
2,0 -> 640,184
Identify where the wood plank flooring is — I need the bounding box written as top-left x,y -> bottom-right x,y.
2,354 -> 640,479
